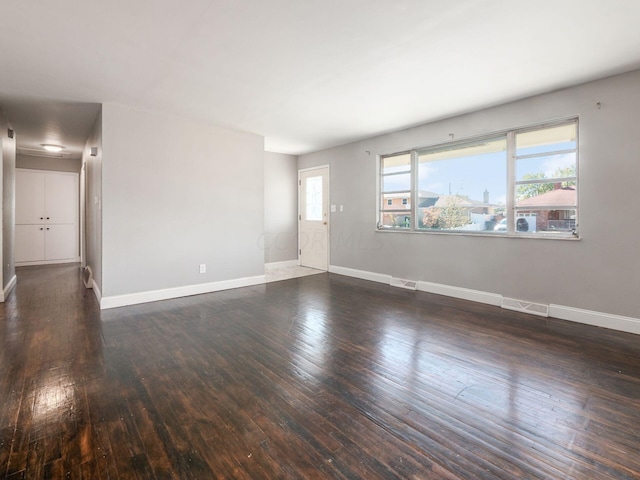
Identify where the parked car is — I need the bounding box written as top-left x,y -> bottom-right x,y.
494,218 -> 507,231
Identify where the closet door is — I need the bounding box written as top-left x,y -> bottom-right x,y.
45,173 -> 77,224
45,225 -> 77,260
16,171 -> 46,224
15,225 -> 45,262
15,169 -> 79,265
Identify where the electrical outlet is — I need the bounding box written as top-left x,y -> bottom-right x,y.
199,264 -> 206,274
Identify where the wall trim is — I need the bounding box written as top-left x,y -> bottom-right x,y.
16,257 -> 82,268
1,275 -> 17,302
417,280 -> 503,307
549,304 -> 640,336
100,275 -> 266,310
329,264 -> 640,336
91,279 -> 102,305
265,259 -> 299,269
328,265 -> 391,285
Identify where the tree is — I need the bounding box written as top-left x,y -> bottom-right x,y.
421,195 -> 470,230
421,207 -> 441,228
517,172 -> 553,200
516,165 -> 576,200
437,195 -> 470,229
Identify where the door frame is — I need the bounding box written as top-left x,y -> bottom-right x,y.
298,164 -> 330,271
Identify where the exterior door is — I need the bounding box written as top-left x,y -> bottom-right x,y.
299,166 -> 329,270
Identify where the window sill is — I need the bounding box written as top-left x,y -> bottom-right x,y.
375,228 -> 580,241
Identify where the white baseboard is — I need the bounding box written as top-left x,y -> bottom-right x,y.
328,264 -> 640,336
16,257 -> 81,267
0,275 -> 17,302
265,259 -> 299,269
91,279 -> 102,304
417,280 -> 503,307
329,265 -> 391,285
549,304 -> 640,336
100,275 -> 266,310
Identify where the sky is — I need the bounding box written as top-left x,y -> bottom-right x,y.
383,141 -> 576,206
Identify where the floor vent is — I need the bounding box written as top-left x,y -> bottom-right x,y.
390,278 -> 417,290
502,297 -> 548,317
82,266 -> 93,289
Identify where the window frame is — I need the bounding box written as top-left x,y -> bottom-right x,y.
379,151 -> 414,230
376,118 -> 579,239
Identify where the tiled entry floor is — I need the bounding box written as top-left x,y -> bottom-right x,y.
264,263 -> 325,283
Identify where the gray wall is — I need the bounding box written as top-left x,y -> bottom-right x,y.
16,154 -> 81,173
0,112 -> 16,291
299,69 -> 640,320
101,103 -> 265,298
264,151 -> 298,263
83,109 -> 102,293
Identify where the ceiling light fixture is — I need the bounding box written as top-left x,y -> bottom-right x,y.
42,144 -> 64,152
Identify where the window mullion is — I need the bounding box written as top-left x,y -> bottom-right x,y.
411,149 -> 418,231
506,130 -> 516,234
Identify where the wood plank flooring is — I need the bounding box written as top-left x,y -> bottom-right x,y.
1,264 -> 640,479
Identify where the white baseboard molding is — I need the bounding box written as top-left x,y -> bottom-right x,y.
328,264 -> 640,336
16,257 -> 81,267
0,275 -> 17,302
328,265 -> 391,285
91,279 -> 102,304
265,259 -> 299,269
100,275 -> 266,310
549,304 -> 640,336
417,281 -> 503,307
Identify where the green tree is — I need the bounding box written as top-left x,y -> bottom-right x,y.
436,195 -> 469,230
516,165 -> 576,200
517,172 -> 553,200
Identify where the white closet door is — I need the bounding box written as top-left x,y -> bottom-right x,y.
45,173 -> 78,224
16,171 -> 46,224
16,225 -> 45,262
45,225 -> 78,260
16,169 -> 80,265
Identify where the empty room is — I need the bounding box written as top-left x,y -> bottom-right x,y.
1,0 -> 639,478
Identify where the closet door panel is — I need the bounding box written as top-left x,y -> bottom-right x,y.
16,171 -> 45,224
16,225 -> 45,262
45,224 -> 77,260
45,173 -> 78,224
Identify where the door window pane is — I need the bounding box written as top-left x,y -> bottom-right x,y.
306,176 -> 323,221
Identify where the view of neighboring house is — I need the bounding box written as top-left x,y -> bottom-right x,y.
516,185 -> 577,232
382,190 -> 500,230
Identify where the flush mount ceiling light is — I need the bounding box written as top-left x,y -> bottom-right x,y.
41,144 -> 64,152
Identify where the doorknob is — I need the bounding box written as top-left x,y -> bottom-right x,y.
323,222 -> 327,225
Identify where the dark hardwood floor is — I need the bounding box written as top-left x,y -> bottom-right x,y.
1,265 -> 640,479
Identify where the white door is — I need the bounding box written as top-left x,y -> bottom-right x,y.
45,224 -> 78,260
16,171 -> 46,224
299,166 -> 329,270
45,173 -> 77,224
15,225 -> 45,262
15,169 -> 79,265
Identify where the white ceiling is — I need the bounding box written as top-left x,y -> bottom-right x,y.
1,0 -> 640,157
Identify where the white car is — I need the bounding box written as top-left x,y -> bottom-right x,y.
494,218 -> 507,231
